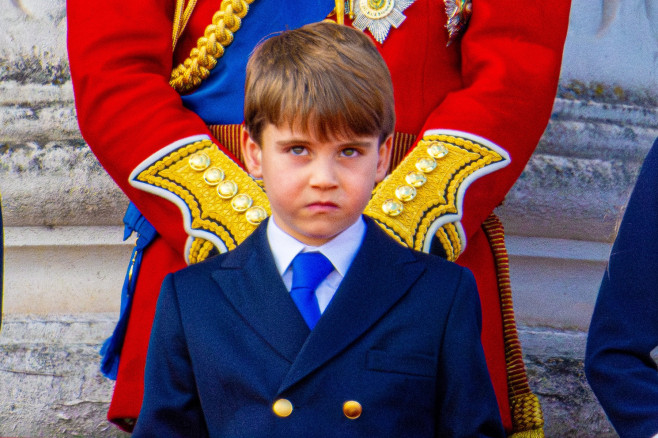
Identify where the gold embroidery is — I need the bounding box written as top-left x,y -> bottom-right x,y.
135,139 -> 270,257
433,225 -> 455,261
189,237 -> 216,264
364,134 -> 506,260
170,0 -> 255,94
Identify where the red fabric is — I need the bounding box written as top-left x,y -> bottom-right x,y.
67,0 -> 571,432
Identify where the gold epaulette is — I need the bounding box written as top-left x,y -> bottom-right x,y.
364,131 -> 508,261
133,138 -> 269,263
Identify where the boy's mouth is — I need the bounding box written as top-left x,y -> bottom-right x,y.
306,201 -> 338,211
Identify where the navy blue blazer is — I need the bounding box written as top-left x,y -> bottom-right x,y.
134,217 -> 504,437
585,138 -> 658,438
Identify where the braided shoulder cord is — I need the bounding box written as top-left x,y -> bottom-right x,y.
170,0 -> 255,94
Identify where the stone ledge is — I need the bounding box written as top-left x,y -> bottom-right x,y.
0,81 -> 73,105
506,235 -> 611,262
552,98 -> 658,128
538,117 -> 658,163
0,313 -> 117,344
3,227 -> 131,314
498,152 -> 640,242
0,141 -> 128,227
4,225 -> 130,248
0,314 -> 127,437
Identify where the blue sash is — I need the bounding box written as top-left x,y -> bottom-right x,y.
181,1 -> 334,124
100,202 -> 157,379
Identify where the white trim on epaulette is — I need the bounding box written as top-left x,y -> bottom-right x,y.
421,129 -> 510,253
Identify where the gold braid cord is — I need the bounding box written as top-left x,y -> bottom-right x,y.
172,0 -> 199,50
189,237 -> 217,264
364,133 -> 507,260
135,138 -> 270,264
433,222 -> 462,261
170,0 -> 255,94
482,215 -> 545,438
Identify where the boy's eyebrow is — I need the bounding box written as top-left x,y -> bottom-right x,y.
275,138 -> 311,146
338,140 -> 377,148
275,139 -> 377,148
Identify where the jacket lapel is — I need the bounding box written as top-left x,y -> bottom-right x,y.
278,218 -> 426,393
210,221 -> 310,363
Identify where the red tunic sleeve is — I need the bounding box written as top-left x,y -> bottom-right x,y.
419,0 -> 571,248
67,0 -> 215,255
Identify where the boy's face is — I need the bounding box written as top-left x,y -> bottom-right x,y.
242,123 -> 392,246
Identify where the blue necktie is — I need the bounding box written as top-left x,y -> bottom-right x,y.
290,252 -> 334,329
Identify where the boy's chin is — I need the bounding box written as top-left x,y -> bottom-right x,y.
294,226 -> 347,246
295,232 -> 340,247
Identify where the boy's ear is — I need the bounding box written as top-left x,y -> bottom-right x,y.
375,135 -> 393,183
241,127 -> 263,178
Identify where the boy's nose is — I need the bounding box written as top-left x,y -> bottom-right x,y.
309,158 -> 339,188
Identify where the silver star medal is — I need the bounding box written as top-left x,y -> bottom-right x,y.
352,0 -> 415,44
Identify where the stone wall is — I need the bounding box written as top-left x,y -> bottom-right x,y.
1,0 -> 657,436
0,315 -> 127,437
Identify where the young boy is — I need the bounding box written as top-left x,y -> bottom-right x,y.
133,22 -> 504,437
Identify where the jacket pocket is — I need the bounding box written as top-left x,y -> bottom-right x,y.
366,349 -> 436,378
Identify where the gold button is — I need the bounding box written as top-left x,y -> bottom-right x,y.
203,167 -> 225,185
415,157 -> 437,173
343,400 -> 362,420
382,199 -> 403,216
272,398 -> 293,418
245,206 -> 268,225
427,141 -> 449,159
405,171 -> 427,188
189,152 -> 211,171
395,185 -> 416,202
217,180 -> 238,199
231,193 -> 253,212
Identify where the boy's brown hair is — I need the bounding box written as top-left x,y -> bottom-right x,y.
244,21 -> 395,146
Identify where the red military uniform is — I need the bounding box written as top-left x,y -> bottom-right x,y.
68,0 -> 570,433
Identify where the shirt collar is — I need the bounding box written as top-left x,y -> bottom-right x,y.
267,216 -> 366,277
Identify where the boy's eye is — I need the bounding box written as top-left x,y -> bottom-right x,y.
290,146 -> 307,156
341,148 -> 359,157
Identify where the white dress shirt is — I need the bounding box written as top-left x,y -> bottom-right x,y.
266,216 -> 366,313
